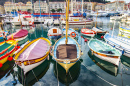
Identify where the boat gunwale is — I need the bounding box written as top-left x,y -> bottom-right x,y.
88,39 -> 121,57
52,36 -> 81,63
14,37 -> 51,62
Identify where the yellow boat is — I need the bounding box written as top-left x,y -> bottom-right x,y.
14,37 -> 51,74
0,39 -> 18,67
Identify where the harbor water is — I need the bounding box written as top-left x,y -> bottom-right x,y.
0,17 -> 130,86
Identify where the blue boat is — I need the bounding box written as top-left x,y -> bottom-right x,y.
104,33 -> 130,58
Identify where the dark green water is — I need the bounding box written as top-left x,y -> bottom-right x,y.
0,17 -> 130,86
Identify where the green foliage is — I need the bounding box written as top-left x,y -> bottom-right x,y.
51,9 -> 55,13
57,8 -> 62,12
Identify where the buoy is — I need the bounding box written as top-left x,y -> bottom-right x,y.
8,57 -> 13,61
111,28 -> 112,30
0,63 -> 3,68
101,36 -> 104,39
84,38 -> 88,42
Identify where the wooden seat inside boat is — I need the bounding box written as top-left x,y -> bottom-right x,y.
56,44 -> 77,59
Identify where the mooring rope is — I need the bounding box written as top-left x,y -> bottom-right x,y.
79,60 -> 117,86
56,62 -> 59,86
69,71 -> 73,82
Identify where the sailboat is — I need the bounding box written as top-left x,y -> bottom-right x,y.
51,0 -> 82,73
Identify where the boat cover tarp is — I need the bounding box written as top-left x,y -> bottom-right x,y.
99,50 -> 114,54
56,44 -> 77,59
18,39 -> 49,61
8,29 -> 28,39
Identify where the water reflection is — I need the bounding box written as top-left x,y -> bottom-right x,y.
53,59 -> 82,86
88,50 -> 118,76
15,59 -> 50,86
121,56 -> 130,68
0,61 -> 14,79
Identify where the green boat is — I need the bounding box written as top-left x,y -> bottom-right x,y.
88,39 -> 121,66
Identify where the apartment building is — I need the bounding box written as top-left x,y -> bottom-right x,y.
0,5 -> 5,14
34,1 -> 48,13
49,2 -> 66,13
105,1 -> 125,11
4,1 -> 32,13
95,3 -> 105,11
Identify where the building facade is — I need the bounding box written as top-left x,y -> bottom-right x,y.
105,1 -> 125,11
0,5 -> 5,14
49,2 -> 66,13
34,1 -> 48,13
95,3 -> 105,11
4,1 -> 32,13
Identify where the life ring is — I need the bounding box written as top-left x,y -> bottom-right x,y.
70,32 -> 76,37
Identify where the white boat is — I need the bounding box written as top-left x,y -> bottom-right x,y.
54,19 -> 60,26
60,15 -> 93,25
34,17 -> 44,24
62,28 -> 78,38
104,33 -> 130,58
92,27 -> 108,35
44,17 -> 54,25
118,27 -> 130,38
48,27 -> 62,39
14,37 -> 51,74
81,28 -> 96,37
88,39 -> 121,66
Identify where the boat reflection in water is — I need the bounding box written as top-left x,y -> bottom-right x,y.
17,59 -> 50,86
0,61 -> 14,79
121,55 -> 130,67
88,50 -> 118,76
53,59 -> 82,85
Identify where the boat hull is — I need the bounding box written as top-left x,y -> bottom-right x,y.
90,49 -> 120,66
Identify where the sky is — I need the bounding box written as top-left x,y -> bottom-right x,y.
107,0 -> 130,3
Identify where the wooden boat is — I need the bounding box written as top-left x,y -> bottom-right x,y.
92,27 -> 108,35
7,29 -> 28,45
104,33 -> 130,58
88,39 -> 121,66
88,50 -> 118,76
81,28 -> 96,37
51,0 -> 82,73
48,27 -> 62,39
17,59 -> 50,86
14,37 -> 51,74
118,26 -> 130,38
0,39 -> 18,67
53,60 -> 81,85
62,28 -> 78,38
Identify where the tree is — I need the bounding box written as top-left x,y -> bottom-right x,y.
27,9 -> 31,12
57,8 -> 62,12
7,11 -> 10,14
51,9 -> 55,13
12,9 -> 16,12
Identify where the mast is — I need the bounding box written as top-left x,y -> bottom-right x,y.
71,0 -> 73,15
82,0 -> 83,14
65,0 -> 69,44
